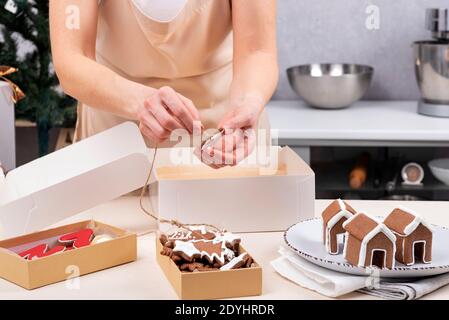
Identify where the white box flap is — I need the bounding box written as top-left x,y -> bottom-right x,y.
0,122 -> 151,238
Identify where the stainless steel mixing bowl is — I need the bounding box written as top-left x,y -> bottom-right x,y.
414,41 -> 449,104
287,64 -> 374,109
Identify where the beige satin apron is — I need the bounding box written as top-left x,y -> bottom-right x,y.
74,0 -> 270,147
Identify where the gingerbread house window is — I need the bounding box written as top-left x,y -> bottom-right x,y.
343,213 -> 397,269
321,199 -> 356,255
383,207 -> 433,266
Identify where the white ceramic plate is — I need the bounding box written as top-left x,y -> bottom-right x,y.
284,218 -> 449,278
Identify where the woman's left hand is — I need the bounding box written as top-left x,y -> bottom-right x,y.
199,95 -> 264,168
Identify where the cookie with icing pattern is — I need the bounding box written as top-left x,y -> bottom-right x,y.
220,253 -> 251,271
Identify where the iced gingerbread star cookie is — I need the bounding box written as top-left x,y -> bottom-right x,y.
159,227 -> 255,272
173,239 -> 229,266
220,252 -> 252,271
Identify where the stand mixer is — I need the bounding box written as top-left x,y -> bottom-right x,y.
414,8 -> 449,117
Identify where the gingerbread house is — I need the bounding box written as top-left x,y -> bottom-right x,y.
322,199 -> 357,254
343,213 -> 396,269
383,207 -> 432,265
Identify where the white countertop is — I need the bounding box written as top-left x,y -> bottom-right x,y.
266,100 -> 449,145
2,196 -> 449,300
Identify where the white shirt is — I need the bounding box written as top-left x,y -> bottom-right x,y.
131,0 -> 188,22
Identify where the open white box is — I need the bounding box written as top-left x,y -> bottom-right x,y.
0,122 -> 151,239
149,146 -> 315,233
0,121 -> 315,237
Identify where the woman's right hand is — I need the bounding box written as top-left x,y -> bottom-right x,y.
137,86 -> 201,144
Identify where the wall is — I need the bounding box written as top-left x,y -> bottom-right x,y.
274,0 -> 448,100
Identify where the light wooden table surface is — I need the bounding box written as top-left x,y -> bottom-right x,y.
0,196 -> 448,300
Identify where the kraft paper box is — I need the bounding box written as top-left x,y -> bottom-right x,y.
0,122 -> 151,239
149,146 -> 315,233
156,237 -> 262,300
0,220 -> 136,290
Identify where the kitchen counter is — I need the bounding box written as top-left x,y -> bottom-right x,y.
267,101 -> 449,146
266,100 -> 449,164
1,196 -> 449,300
267,100 -> 449,148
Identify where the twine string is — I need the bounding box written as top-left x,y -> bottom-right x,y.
139,145 -> 223,240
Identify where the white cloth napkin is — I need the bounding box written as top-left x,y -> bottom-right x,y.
271,246 -> 449,300
271,247 -> 368,297
358,274 -> 449,300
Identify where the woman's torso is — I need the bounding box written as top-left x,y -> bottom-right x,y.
75,0 -> 269,146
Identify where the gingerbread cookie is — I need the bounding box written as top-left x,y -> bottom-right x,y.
214,232 -> 241,251
220,253 -> 251,271
180,262 -> 219,272
180,262 -> 205,272
172,240 -> 202,262
168,225 -> 217,242
188,225 -> 217,240
160,234 -> 169,246
193,240 -> 227,265
160,227 -> 254,273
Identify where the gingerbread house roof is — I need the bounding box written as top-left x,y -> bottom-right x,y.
343,213 -> 396,243
322,199 -> 356,228
383,207 -> 432,236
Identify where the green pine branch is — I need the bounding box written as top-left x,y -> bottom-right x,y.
0,0 -> 76,155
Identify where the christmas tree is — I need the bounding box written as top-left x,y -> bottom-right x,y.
0,0 -> 76,156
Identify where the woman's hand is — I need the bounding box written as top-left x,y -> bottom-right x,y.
138,86 -> 201,144
199,95 -> 264,168
194,0 -> 278,168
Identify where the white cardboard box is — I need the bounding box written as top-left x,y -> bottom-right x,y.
149,146 -> 315,233
0,122 -> 151,239
0,81 -> 16,171
0,120 -> 315,238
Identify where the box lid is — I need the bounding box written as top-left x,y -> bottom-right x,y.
0,122 -> 151,239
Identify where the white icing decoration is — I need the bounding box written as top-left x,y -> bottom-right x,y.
324,199 -> 354,255
194,240 -> 228,264
224,248 -> 235,260
403,240 -> 431,265
369,249 -> 387,269
173,240 -> 200,258
342,232 -> 349,257
387,206 -> 434,235
220,253 -> 248,271
188,225 -> 208,235
343,213 -> 396,269
174,239 -> 229,264
169,230 -> 194,240
214,232 -> 240,245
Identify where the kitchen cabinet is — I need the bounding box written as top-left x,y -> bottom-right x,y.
267,100 -> 449,200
